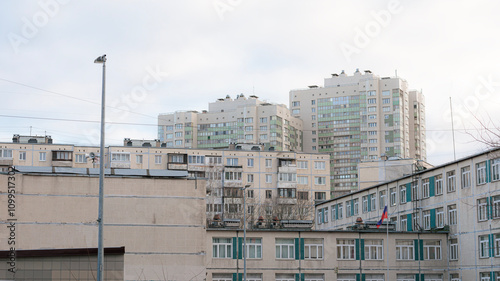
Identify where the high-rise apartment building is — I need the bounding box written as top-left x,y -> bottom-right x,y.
289,69 -> 426,196
158,94 -> 303,152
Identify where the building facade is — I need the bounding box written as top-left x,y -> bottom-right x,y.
206,228 -> 448,281
0,136 -> 331,223
158,94 -> 303,152
289,70 -> 426,195
316,149 -> 500,281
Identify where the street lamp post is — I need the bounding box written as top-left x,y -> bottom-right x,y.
94,54 -> 106,281
242,184 -> 250,281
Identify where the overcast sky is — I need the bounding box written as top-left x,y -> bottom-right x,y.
1,0 -> 499,165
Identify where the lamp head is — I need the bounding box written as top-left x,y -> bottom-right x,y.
94,54 -> 106,63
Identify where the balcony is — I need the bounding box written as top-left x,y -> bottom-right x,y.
52,151 -> 73,167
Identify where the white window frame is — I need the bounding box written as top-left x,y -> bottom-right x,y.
423,210 -> 431,230
247,158 -> 254,167
154,155 -> 162,164
423,240 -> 441,260
390,187 -> 397,206
437,208 -> 444,228
447,170 -> 456,192
477,162 -> 487,185
422,179 -> 430,198
212,238 -> 232,259
136,155 -> 143,164
492,158 -> 500,181
314,161 -> 325,170
337,239 -> 355,260
275,238 -> 295,259
448,205 -> 457,225
245,238 -> 262,259
435,175 -> 443,195
265,159 -> 272,168
396,240 -> 414,260
75,154 -> 87,163
39,152 -> 46,161
304,238 -> 323,260
364,239 -> 383,260
19,151 -> 26,161
449,239 -> 458,261
461,166 -> 471,188
479,235 -> 489,258
478,198 -> 488,221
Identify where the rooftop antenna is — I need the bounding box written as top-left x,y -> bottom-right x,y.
395,69 -> 398,78
30,126 -> 32,136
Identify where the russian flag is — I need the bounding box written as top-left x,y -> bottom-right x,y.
376,206 -> 388,228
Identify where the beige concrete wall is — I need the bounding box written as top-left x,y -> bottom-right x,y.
0,172 -> 206,281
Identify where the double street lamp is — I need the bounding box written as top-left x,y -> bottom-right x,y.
94,54 -> 106,281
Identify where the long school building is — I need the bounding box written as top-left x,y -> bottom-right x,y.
315,148 -> 500,281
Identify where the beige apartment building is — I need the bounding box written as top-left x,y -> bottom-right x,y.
289,70 -> 426,196
157,94 -> 303,152
0,135 -> 331,222
316,148 -> 500,280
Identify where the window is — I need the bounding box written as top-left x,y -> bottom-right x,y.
245,117 -> 253,123
436,207 -> 444,228
493,195 -> 500,219
266,190 -> 272,199
368,98 -> 376,104
305,274 -> 324,281
478,198 -> 488,221
0,149 -> 13,158
315,192 -> 326,200
247,189 -> 254,199
422,178 -> 429,198
188,155 -> 205,164
292,109 -> 300,115
450,274 -> 460,281
19,151 -> 26,161
370,193 -> 376,211
265,159 -> 272,168
260,117 -> 267,123
304,238 -> 323,260
314,161 -> 325,170
278,188 -> 296,198
292,101 -> 300,107
390,187 -> 397,206
479,235 -> 490,258
212,274 -> 232,281
155,155 -> 162,164
245,238 -> 262,259
448,204 -> 457,225
379,190 -> 386,209
297,161 -> 308,169
265,174 -> 272,183
435,175 -> 443,195
279,173 -> 297,182
450,238 -> 458,260
175,140 -> 183,146
492,158 -> 500,181
166,133 -> 173,139
175,131 -> 182,137
247,158 -> 254,167
226,158 -> 238,166
461,166 -> 471,188
276,274 -> 295,281
477,162 -> 487,185
346,200 -> 352,217
212,238 -> 232,258
170,154 -> 184,163
365,275 -> 384,281
298,191 -> 308,200
225,171 -> 242,181
75,154 -> 87,163
136,155 -> 143,164
423,210 -> 431,230
423,240 -> 441,260
364,240 -> 383,260
382,98 -> 390,104
259,125 -> 267,131
260,134 -> 267,140
298,176 -> 308,184
315,177 -> 326,185
396,240 -> 414,260
362,195 -> 369,213
337,239 -> 355,260
353,198 -> 359,215
400,216 -> 407,232
400,185 -> 406,204
247,174 -> 254,183
447,170 -> 456,192
338,203 -> 343,219
245,126 -> 253,132
175,123 -> 183,129
368,122 -> 377,127
276,238 -> 294,259
39,152 -> 46,161
110,153 -> 129,162
495,233 -> 500,257
207,156 -> 222,165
